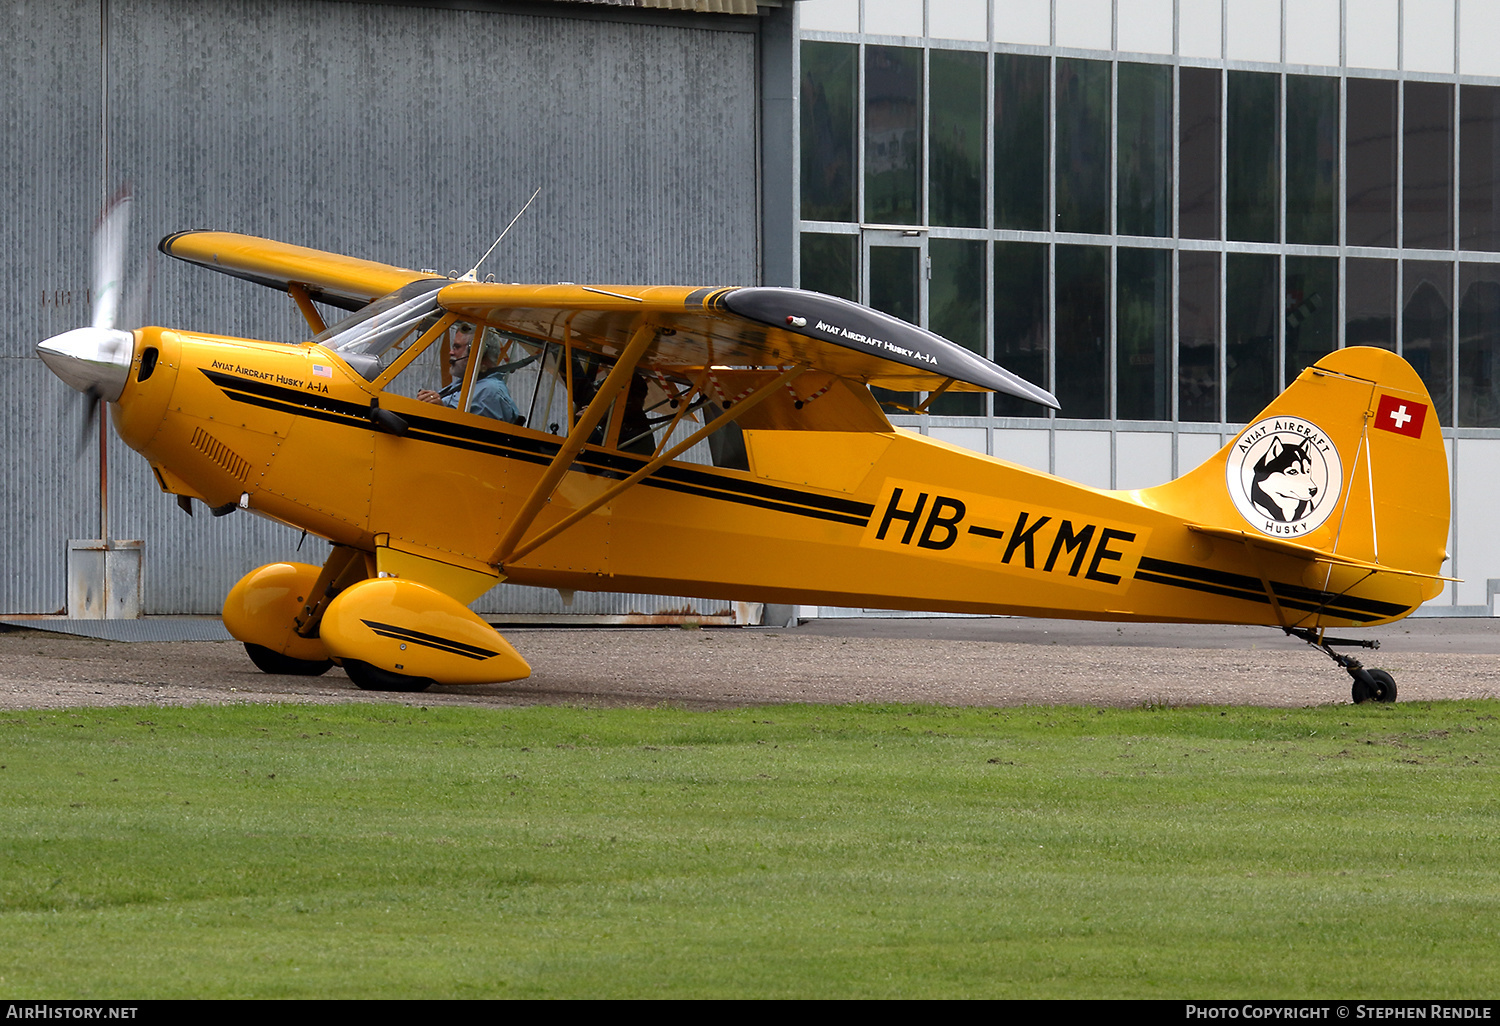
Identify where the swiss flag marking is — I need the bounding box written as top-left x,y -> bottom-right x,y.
1375,394 -> 1427,438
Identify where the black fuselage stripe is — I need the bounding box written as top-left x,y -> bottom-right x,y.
1138,556 -> 1409,618
203,369 -> 874,526
1134,571 -> 1382,623
1135,557 -> 1406,622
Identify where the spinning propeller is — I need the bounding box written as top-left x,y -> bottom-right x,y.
36,188 -> 139,446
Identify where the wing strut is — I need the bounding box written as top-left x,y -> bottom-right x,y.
287,283 -> 327,334
502,364 -> 808,567
488,323 -> 658,567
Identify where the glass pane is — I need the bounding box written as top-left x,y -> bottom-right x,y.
1117,247 -> 1172,420
1179,250 -> 1220,422
1403,260 -> 1453,427
929,238 -> 986,415
1285,256 -> 1337,383
865,46 -> 923,225
1460,85 -> 1500,252
1404,82 -> 1454,250
869,244 -> 920,410
800,42 -> 857,222
994,53 -> 1050,231
1346,258 -> 1397,349
1226,252 -> 1278,422
1286,76 -> 1339,246
1347,79 -> 1397,248
994,241 -> 1050,417
1459,263 -> 1500,426
930,49 -> 986,229
1055,59 -> 1111,235
1227,71 -> 1279,243
800,233 -> 858,300
1117,63 -> 1172,238
1055,244 -> 1109,419
1179,67 -> 1222,241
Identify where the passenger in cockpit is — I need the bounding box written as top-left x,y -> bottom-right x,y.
418,322 -> 521,424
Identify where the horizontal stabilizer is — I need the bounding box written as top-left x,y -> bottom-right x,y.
1185,524 -> 1460,582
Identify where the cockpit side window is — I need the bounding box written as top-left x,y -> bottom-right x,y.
457,326 -> 544,426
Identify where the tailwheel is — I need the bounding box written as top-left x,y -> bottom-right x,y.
244,642 -> 334,677
1286,627 -> 1397,704
341,659 -> 435,693
1352,667 -> 1397,704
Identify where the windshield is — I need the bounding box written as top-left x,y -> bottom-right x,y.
313,279 -> 448,379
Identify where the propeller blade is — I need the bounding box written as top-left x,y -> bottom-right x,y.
77,386 -> 101,457
91,187 -> 132,331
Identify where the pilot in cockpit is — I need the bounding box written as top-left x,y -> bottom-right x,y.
418,321 -> 523,424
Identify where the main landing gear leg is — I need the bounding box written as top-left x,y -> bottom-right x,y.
1285,628 -> 1397,704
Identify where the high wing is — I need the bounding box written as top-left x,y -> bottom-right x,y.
159,230 -> 1059,410
437,282 -> 1060,408
160,230 -> 444,313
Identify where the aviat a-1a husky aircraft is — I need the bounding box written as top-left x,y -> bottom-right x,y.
37,205 -> 1453,702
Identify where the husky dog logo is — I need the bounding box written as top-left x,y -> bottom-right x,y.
1227,417 -> 1342,537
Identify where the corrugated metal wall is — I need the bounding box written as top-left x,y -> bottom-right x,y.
3,0 -> 761,614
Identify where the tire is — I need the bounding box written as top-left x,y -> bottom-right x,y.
244,642 -> 333,677
342,659 -> 434,693
1366,668 -> 1397,703
1352,668 -> 1397,704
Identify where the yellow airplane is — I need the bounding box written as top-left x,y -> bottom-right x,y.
38,216 -> 1452,703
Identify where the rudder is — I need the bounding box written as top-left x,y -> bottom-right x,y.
1135,346 -> 1450,593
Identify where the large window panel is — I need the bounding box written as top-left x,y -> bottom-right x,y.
1179,67 -> 1221,241
929,238 -> 987,415
865,46 -> 923,225
1403,260 -> 1454,427
1346,78 -> 1397,248
994,241 -> 1050,417
1226,252 -> 1279,422
1460,85 -> 1500,253
1460,263 -> 1500,426
930,49 -> 986,229
1117,62 -> 1172,239
1404,82 -> 1454,250
1179,251 -> 1220,422
1055,59 -> 1111,235
799,42 -> 856,222
1055,244 -> 1109,419
1286,76 -> 1339,246
869,244 -> 921,411
994,53 -> 1049,231
799,233 -> 858,301
1346,258 -> 1397,349
1285,256 -> 1337,383
1117,247 -> 1172,420
1227,72 -> 1280,243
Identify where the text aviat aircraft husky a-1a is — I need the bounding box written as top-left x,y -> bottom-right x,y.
38,201 -> 1453,703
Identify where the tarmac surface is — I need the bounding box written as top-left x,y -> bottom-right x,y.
0,615 -> 1496,710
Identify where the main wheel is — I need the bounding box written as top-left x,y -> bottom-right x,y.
1352,668 -> 1397,704
341,659 -> 434,693
244,642 -> 333,677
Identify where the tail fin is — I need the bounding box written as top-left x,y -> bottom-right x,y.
1137,347 -> 1450,602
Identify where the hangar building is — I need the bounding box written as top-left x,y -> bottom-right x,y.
4,0 -> 1498,619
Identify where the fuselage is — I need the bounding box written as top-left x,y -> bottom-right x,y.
108,326 -> 1438,630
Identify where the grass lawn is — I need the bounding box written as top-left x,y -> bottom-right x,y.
1,700 -> 1497,998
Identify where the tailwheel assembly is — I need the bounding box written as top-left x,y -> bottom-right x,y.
1287,627 -> 1397,704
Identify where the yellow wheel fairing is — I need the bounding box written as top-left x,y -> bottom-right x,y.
319,578 -> 530,685
222,562 -> 332,663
